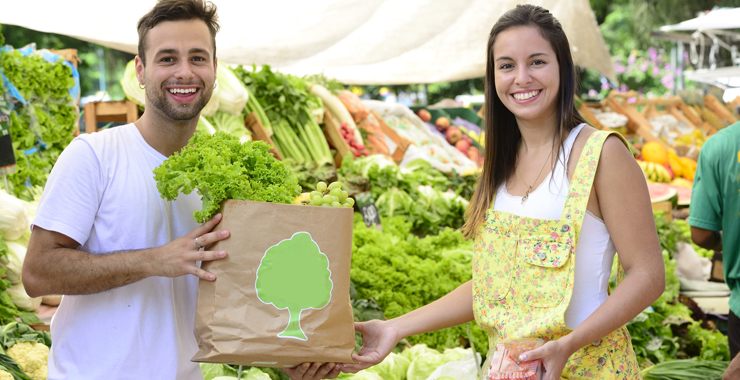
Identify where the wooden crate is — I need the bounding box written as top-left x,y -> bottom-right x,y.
322,110 -> 353,167
82,100 -> 139,134
244,112 -> 282,160
651,201 -> 673,221
704,93 -> 737,125
604,97 -> 667,149
371,110 -> 411,164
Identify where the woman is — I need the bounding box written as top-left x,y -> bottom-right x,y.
342,5 -> 664,380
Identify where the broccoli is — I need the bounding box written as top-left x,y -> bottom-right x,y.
256,232 -> 332,341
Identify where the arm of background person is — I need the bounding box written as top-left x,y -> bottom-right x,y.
23,214 -> 230,297
687,137 -> 724,252
523,135 -> 665,379
691,226 -> 722,251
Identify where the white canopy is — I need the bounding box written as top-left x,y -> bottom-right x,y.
1,0 -> 615,84
659,8 -> 740,32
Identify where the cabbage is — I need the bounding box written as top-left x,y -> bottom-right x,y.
121,60 -> 145,106
366,352 -> 411,380
201,79 -> 220,117
337,370 -> 384,380
407,351 -> 449,380
208,111 -> 251,143
200,363 -> 237,380
197,116 -> 217,135
244,367 -> 271,380
217,63 -> 249,115
401,344 -> 440,364
1,241 -> 25,285
6,282 -> 41,311
0,190 -> 30,241
442,347 -> 469,362
121,59 -> 220,116
427,348 -> 480,380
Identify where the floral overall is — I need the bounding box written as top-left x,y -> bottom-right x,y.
473,131 -> 641,379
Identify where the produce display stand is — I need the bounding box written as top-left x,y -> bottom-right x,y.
704,93 -> 738,125
82,100 -> 139,134
244,112 -> 283,160
322,110 -> 352,168
577,100 -> 609,131
371,110 -> 411,165
602,91 -> 668,149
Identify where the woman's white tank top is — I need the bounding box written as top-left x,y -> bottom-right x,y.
493,123 -> 616,329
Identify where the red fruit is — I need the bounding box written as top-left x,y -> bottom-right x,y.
468,146 -> 481,166
462,134 -> 472,144
455,139 -> 471,155
446,126 -> 462,145
362,151 -> 370,156
341,122 -> 347,129
356,143 -> 365,151
354,151 -> 361,157
418,109 -> 432,123
435,117 -> 450,132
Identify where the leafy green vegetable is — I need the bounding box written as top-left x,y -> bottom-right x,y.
0,322 -> 50,350
351,214 -> 488,356
153,132 -> 301,223
232,65 -> 332,166
337,371 -> 383,380
406,350 -> 449,380
200,363 -> 237,380
207,112 -> 251,143
673,219 -> 714,258
284,160 -> 338,193
339,156 -> 469,235
1,49 -> 76,200
365,353 -> 410,380
305,74 -> 345,95
626,212 -> 731,366
641,359 -> 727,380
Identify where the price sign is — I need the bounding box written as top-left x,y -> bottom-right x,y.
354,192 -> 382,230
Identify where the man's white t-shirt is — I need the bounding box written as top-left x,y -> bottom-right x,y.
33,123 -> 204,380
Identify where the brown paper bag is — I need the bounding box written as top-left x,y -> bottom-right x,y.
192,200 -> 356,368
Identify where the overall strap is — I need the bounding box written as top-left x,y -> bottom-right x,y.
561,131 -> 628,244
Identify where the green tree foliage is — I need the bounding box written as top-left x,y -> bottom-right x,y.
256,232 -> 333,341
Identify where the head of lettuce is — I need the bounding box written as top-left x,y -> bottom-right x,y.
154,131 -> 301,223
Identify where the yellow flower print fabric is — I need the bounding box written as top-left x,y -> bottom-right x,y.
473,131 -> 640,379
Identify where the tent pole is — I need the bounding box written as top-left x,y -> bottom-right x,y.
678,42 -> 685,91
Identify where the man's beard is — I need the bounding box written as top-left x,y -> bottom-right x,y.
147,82 -> 213,121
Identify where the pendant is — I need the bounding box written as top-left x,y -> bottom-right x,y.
521,186 -> 532,204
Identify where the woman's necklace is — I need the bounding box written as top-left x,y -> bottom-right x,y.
517,148 -> 553,204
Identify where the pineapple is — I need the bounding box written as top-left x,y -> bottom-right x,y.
701,106 -> 726,130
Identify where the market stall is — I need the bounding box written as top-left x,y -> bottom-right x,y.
0,0 -> 615,84
0,4 -> 736,379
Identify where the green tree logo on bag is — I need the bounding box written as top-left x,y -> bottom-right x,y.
256,232 -> 333,341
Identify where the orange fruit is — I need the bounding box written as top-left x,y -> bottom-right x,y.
641,142 -> 669,165
667,150 -> 682,177
678,156 -> 697,180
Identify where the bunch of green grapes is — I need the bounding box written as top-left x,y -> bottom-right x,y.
310,181 -> 355,208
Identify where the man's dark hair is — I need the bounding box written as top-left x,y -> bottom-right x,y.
137,0 -> 220,66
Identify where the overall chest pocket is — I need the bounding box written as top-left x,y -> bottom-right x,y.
473,232 -> 516,302
514,237 -> 573,308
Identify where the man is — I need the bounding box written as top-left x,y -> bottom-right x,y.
687,121 -> 740,380
22,1 -> 339,379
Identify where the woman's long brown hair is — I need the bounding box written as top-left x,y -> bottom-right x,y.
461,4 -> 586,238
